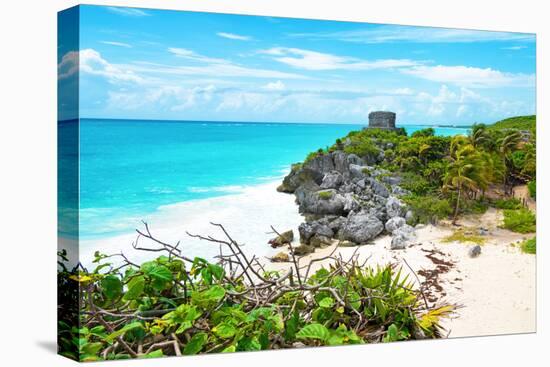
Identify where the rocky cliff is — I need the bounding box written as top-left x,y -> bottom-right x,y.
278,150 -> 416,254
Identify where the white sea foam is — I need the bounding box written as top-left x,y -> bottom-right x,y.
186,185 -> 247,194
79,180 -> 304,267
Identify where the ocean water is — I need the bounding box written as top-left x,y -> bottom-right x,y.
60,119 -> 469,240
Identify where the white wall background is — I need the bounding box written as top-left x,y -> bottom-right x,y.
0,1 -> 546,366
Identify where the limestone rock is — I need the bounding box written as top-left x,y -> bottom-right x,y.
386,196 -> 406,218
271,252 -> 289,262
469,245 -> 482,258
385,216 -> 406,234
390,224 -> 416,250
320,171 -> 344,189
340,211 -> 384,244
310,235 -> 332,248
268,230 -> 294,248
298,221 -> 334,244
293,244 -> 314,256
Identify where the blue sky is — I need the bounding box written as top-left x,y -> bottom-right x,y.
58,5 -> 536,125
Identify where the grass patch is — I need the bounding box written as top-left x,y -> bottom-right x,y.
318,190 -> 334,200
520,237 -> 536,254
442,228 -> 487,245
502,208 -> 536,233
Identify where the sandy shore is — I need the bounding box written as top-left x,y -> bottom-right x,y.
266,208 -> 536,338
78,180 -> 303,267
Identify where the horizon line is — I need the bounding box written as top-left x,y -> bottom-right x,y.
59,116 -> 482,128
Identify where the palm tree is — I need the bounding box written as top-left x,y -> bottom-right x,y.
499,130 -> 522,195
468,124 -> 490,149
443,137 -> 488,224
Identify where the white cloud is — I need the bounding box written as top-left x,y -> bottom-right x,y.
168,48 -> 228,64
217,32 -> 251,41
118,48 -> 307,80
106,6 -> 150,17
100,41 -> 132,48
292,25 -> 535,44
259,47 -> 420,71
402,65 -> 535,88
80,49 -> 144,83
263,80 -> 285,91
58,51 -> 79,79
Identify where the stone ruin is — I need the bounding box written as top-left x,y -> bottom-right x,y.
367,111 -> 396,130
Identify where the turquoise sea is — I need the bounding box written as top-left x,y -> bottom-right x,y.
59,119 -> 469,239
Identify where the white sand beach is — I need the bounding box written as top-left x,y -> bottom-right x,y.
266,208 -> 536,338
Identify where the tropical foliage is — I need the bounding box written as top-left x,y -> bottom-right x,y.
58,224 -> 453,361
520,237 -> 536,254
312,116 -> 535,223
502,208 -> 536,233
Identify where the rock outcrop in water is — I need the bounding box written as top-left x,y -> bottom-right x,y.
279,150 -> 415,254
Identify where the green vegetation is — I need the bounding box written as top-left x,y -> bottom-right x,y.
502,208 -> 536,233
520,237 -> 536,254
318,190 -> 333,200
528,180 -> 536,199
402,194 -> 453,224
442,228 -> 487,245
305,115 -> 536,225
492,198 -> 522,210
58,224 -> 453,361
487,115 -> 536,131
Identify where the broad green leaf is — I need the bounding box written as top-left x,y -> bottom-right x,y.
105,322 -> 143,343
148,265 -> 173,282
175,321 -> 192,334
183,332 -> 208,355
208,264 -> 224,280
191,285 -> 225,308
238,337 -> 261,351
141,349 -> 164,358
221,345 -> 236,353
123,276 -> 145,301
101,275 -> 123,300
246,307 -> 273,322
81,342 -> 103,355
296,323 -> 330,342
318,297 -> 335,308
213,323 -> 236,339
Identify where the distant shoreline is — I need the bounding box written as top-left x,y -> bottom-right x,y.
59,117 -> 475,128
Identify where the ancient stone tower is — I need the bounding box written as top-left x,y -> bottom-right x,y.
368,111 -> 396,129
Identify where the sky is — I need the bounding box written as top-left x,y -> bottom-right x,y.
58,5 -> 536,125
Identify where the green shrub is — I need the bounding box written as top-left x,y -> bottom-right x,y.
57,225 -> 454,361
400,172 -> 434,195
520,237 -> 536,254
403,194 -> 453,224
492,198 -> 522,210
528,180 -> 536,200
343,139 -> 379,158
502,208 -> 536,233
463,200 -> 489,215
411,128 -> 435,138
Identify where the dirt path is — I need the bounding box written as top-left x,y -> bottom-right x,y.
512,184 -> 536,211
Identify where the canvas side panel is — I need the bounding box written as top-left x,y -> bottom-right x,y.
57,5 -> 80,361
